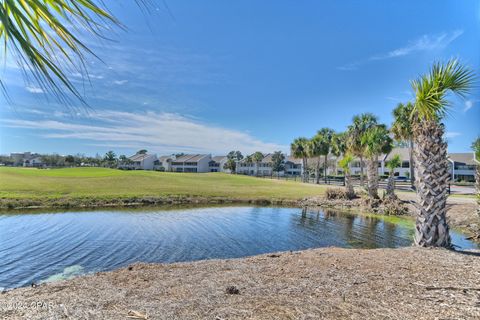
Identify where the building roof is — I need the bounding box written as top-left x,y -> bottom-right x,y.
285,156 -> 303,164
129,153 -> 155,161
211,156 -> 227,162
384,147 -> 410,162
158,155 -> 172,162
448,153 -> 477,165
174,154 -> 209,162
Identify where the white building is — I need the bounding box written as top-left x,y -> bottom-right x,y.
23,156 -> 44,168
209,156 -> 228,172
448,153 -> 477,182
170,154 -> 211,173
154,156 -> 173,171
382,147 -> 411,178
285,156 -> 303,176
120,153 -> 157,170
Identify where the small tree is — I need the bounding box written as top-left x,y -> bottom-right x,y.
104,151 -> 117,168
65,155 -> 75,166
291,137 -> 310,182
271,151 -> 285,177
338,154 -> 355,198
385,154 -> 401,198
137,149 -> 148,154
224,158 -> 237,173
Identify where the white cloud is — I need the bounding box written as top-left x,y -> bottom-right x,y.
338,30 -> 463,71
370,30 -> 463,60
3,111 -> 287,154
25,86 -> 44,94
113,80 -> 128,85
463,100 -> 474,112
445,131 -> 461,138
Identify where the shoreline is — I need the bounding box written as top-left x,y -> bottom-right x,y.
2,247 -> 479,319
1,193 -> 477,238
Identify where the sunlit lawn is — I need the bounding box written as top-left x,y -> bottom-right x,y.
0,167 -> 325,201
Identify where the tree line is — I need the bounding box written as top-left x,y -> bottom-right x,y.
291,59 -> 477,248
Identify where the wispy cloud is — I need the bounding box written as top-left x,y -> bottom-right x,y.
338,30 -> 463,71
445,131 -> 461,138
2,111 -> 287,154
113,80 -> 128,85
463,100 -> 474,112
25,86 -> 44,94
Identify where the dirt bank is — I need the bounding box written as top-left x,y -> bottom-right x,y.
1,247 -> 479,320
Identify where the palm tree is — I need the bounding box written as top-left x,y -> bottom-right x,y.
244,155 -> 254,175
392,102 -> 415,187
309,135 -> 326,184
316,128 -> 335,183
252,152 -> 264,176
471,137 -> 480,219
0,1 -> 152,103
291,137 -> 310,182
338,153 -> 355,198
361,125 -> 393,199
385,154 -> 401,198
331,132 -> 347,175
411,59 -> 474,247
347,113 -> 378,186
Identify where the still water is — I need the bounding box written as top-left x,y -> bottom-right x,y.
0,206 -> 476,289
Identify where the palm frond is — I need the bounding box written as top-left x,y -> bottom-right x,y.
411,59 -> 475,122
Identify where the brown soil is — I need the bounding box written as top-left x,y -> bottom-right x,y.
1,247 -> 479,320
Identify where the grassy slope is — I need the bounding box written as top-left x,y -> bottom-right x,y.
0,167 -> 325,201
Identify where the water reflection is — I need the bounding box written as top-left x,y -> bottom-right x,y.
0,206 -> 475,289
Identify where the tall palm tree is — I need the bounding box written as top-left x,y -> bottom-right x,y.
411,59 -> 474,248
391,102 -> 415,187
309,135 -> 325,184
252,152 -> 264,176
347,113 -> 378,186
471,137 -> 480,219
361,125 -> 393,199
316,128 -> 335,183
338,153 -> 355,198
331,132 -> 347,175
291,137 -> 310,182
385,154 -> 401,198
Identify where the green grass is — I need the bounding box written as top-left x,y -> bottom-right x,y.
0,167 -> 326,202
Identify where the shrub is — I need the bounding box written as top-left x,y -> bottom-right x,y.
325,188 -> 349,200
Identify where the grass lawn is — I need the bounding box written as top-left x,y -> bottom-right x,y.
0,167 -> 325,203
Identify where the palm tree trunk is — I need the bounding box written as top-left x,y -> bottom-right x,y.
409,139 -> 415,188
386,172 -> 395,198
413,122 -> 451,248
324,154 -> 328,184
345,171 -> 354,198
360,155 -> 365,187
316,157 -> 321,184
302,157 -> 308,182
367,156 -> 379,199
475,165 -> 480,219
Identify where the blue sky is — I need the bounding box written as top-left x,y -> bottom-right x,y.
1,0 -> 479,156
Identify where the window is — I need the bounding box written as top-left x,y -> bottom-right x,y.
401,161 -> 409,168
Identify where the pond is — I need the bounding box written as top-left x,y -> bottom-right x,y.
0,206 -> 477,289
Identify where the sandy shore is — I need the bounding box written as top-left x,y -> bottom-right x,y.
1,247 -> 479,320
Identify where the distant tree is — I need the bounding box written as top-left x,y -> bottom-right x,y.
175,153 -> 185,158
252,151 -> 264,176
103,151 -> 117,168
338,153 -> 355,198
137,149 -> 148,154
361,125 -> 393,199
291,137 -> 310,182
385,154 -> 401,198
227,150 -> 243,161
392,102 -> 415,187
224,158 -> 237,173
271,151 -> 285,176
346,113 -> 379,186
0,155 -> 14,166
65,155 -> 75,166
119,155 -> 128,165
